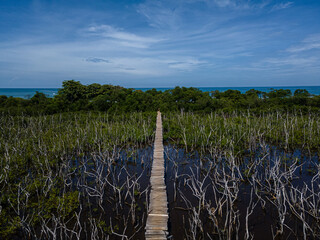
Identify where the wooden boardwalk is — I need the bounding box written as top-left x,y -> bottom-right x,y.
145,111 -> 168,239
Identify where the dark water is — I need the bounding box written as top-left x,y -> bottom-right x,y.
0,86 -> 319,99
14,143 -> 319,239
59,146 -> 153,240
164,144 -> 320,239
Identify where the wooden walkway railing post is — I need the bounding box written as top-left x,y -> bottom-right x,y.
145,111 -> 168,239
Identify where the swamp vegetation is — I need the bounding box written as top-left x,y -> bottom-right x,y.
163,111 -> 320,239
0,112 -> 156,239
0,81 -> 320,239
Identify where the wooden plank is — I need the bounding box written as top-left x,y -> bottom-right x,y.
145,111 -> 168,239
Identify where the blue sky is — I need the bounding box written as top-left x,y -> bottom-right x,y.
0,0 -> 319,88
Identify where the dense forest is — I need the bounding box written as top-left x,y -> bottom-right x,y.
0,80 -> 319,114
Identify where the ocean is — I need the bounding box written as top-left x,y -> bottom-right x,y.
0,86 -> 320,99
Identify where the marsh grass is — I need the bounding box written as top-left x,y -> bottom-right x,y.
163,111 -> 320,239
1,109 -> 320,239
0,112 -> 156,239
163,111 -> 320,154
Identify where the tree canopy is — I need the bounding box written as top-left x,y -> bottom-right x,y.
0,80 -> 319,115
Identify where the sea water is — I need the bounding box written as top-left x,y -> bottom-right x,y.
0,88 -> 59,99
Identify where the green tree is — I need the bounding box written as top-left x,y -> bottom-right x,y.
294,89 -> 310,98
30,92 -> 48,105
86,83 -> 102,99
58,80 -> 87,103
267,89 -> 292,98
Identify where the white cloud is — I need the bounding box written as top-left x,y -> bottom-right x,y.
137,1 -> 181,30
287,34 -> 320,52
263,56 -> 318,66
0,38 -> 210,80
213,0 -> 235,7
86,24 -> 162,48
271,1 -> 293,11
166,58 -> 207,71
210,0 -> 271,10
303,34 -> 320,43
249,34 -> 320,75
287,43 -> 320,53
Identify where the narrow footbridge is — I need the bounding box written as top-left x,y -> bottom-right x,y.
145,111 -> 168,239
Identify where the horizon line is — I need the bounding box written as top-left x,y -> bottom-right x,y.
1,85 -> 320,89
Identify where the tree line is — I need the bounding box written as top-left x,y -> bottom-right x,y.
0,80 -> 319,115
